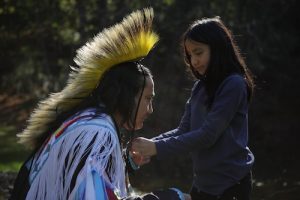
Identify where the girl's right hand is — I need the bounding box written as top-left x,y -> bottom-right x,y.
131,137 -> 157,157
130,150 -> 151,166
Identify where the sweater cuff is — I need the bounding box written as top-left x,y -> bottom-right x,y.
154,140 -> 169,160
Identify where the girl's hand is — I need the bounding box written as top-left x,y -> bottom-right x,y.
131,137 -> 157,157
129,150 -> 151,166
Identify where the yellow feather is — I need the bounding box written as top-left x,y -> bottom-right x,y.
18,8 -> 159,148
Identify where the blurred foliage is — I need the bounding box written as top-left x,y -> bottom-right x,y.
0,0 -> 300,197
0,126 -> 27,172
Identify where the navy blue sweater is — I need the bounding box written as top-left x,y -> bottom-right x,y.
154,74 -> 254,195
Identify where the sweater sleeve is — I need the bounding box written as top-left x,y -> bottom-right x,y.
155,75 -> 248,159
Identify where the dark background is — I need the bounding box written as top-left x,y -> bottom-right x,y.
0,0 -> 299,199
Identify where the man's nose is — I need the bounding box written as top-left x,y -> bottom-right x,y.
148,103 -> 153,114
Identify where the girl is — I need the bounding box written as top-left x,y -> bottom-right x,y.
132,17 -> 255,200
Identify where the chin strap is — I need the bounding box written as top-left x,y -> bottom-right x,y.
126,62 -> 146,159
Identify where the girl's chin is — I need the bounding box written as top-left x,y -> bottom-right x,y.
196,70 -> 205,75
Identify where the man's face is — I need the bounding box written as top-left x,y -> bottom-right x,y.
125,76 -> 155,130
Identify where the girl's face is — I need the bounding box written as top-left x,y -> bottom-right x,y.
185,39 -> 211,75
124,76 -> 155,130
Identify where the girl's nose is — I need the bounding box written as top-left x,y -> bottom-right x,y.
191,57 -> 198,67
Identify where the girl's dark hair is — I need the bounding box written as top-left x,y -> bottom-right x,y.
38,62 -> 152,148
182,17 -> 254,106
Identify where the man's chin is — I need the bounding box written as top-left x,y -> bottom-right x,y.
134,123 -> 143,131
123,123 -> 143,131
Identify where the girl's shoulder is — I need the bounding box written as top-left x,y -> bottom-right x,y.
222,73 -> 246,87
216,73 -> 247,94
224,73 -> 245,83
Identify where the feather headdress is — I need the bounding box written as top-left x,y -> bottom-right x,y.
18,8 -> 159,148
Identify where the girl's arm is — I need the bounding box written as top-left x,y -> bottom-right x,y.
155,75 -> 248,159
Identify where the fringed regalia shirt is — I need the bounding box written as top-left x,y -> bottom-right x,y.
25,108 -> 126,200
12,108 -> 185,200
